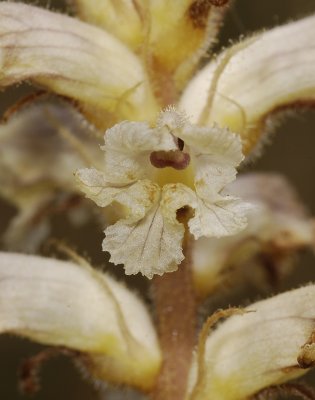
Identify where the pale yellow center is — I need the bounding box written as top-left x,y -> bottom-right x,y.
153,162 -> 195,189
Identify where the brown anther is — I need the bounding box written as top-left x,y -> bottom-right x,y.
150,150 -> 190,170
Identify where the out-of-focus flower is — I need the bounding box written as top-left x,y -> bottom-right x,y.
186,285 -> 315,400
77,108 -> 249,278
0,252 -> 161,390
0,95 -> 103,251
192,173 -> 315,297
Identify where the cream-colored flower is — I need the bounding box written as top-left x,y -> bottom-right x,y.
0,252 -> 161,390
76,107 -> 249,278
186,285 -> 315,400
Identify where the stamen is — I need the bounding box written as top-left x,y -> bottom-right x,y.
150,150 -> 190,170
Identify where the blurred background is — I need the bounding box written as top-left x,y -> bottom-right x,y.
0,0 -> 315,398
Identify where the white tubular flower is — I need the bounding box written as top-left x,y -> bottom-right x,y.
0,2 -> 158,121
186,286 -> 315,400
77,108 -> 249,278
179,14 -> 315,154
0,252 -> 161,390
192,173 -> 315,297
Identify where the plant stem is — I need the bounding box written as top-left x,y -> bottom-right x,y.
151,234 -> 197,400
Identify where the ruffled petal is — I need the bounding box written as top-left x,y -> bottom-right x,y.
188,195 -> 249,239
76,118 -> 178,213
0,252 -> 161,389
177,123 -> 248,238
0,2 -> 158,121
103,183 -> 188,278
77,119 -> 178,193
102,120 -> 178,183
76,174 -> 158,220
180,123 -> 243,198
179,14 -> 315,154
180,123 -> 243,166
186,286 -> 315,400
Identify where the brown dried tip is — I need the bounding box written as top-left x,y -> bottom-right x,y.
188,0 -> 229,29
297,331 -> 315,369
188,1 -> 212,29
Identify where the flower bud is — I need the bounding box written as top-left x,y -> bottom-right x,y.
179,14 -> 315,154
186,286 -> 315,400
0,252 -> 161,390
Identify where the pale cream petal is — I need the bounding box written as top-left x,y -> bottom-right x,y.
103,184 -> 187,278
177,122 -> 249,239
158,179 -> 248,240
0,252 -> 161,389
180,124 -> 243,166
76,171 -> 157,217
75,168 -> 123,207
187,286 -> 315,400
180,123 -> 243,199
77,119 -> 178,195
76,118 -> 178,214
102,120 -> 177,184
179,14 -> 315,153
0,2 -> 158,121
192,173 -> 315,297
188,195 -> 249,239
71,0 -> 144,49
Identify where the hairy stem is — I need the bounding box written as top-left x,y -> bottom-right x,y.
151,235 -> 197,400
